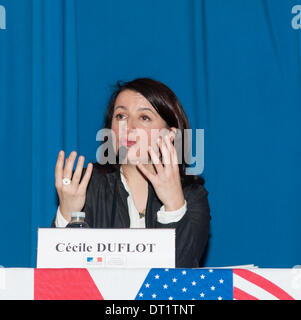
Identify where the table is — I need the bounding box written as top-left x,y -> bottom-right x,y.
0,267 -> 300,300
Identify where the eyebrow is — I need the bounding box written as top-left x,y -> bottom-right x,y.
114,105 -> 156,115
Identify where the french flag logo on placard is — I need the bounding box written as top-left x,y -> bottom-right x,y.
86,257 -> 104,264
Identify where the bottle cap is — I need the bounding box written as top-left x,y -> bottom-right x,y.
71,212 -> 85,219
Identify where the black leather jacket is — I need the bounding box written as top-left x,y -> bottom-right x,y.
52,163 -> 211,268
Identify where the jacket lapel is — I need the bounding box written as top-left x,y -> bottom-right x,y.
145,181 -> 162,228
106,167 -> 130,227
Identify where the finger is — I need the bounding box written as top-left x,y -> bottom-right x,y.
71,155 -> 85,186
164,134 -> 179,167
63,151 -> 77,179
55,150 -> 65,188
78,162 -> 93,191
136,162 -> 156,183
158,136 -> 171,166
170,144 -> 179,167
148,145 -> 164,174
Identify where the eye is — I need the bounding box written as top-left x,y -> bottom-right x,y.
140,115 -> 151,121
114,113 -> 126,120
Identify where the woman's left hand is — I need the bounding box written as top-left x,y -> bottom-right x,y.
136,132 -> 185,211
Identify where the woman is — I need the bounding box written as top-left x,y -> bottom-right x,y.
53,78 -> 210,268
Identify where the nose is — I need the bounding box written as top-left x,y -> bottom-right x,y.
126,117 -> 137,136
116,117 -> 136,136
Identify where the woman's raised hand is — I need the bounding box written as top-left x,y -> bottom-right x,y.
55,150 -> 93,222
136,131 -> 185,212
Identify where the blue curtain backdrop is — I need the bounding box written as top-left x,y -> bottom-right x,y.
0,0 -> 300,268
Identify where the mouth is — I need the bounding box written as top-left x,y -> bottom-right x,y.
120,138 -> 136,147
126,141 -> 136,147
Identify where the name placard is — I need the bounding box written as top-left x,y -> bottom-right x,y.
36,228 -> 175,268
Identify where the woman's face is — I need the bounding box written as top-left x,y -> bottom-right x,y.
111,89 -> 172,164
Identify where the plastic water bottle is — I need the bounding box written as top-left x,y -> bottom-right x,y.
66,212 -> 89,228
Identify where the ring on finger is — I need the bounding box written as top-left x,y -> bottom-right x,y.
62,177 -> 71,185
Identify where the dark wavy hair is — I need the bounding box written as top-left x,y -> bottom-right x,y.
98,77 -> 204,185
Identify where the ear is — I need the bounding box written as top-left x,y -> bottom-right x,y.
169,127 -> 177,142
169,127 -> 177,134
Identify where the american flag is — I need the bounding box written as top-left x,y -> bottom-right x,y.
233,269 -> 295,300
135,268 -> 233,300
